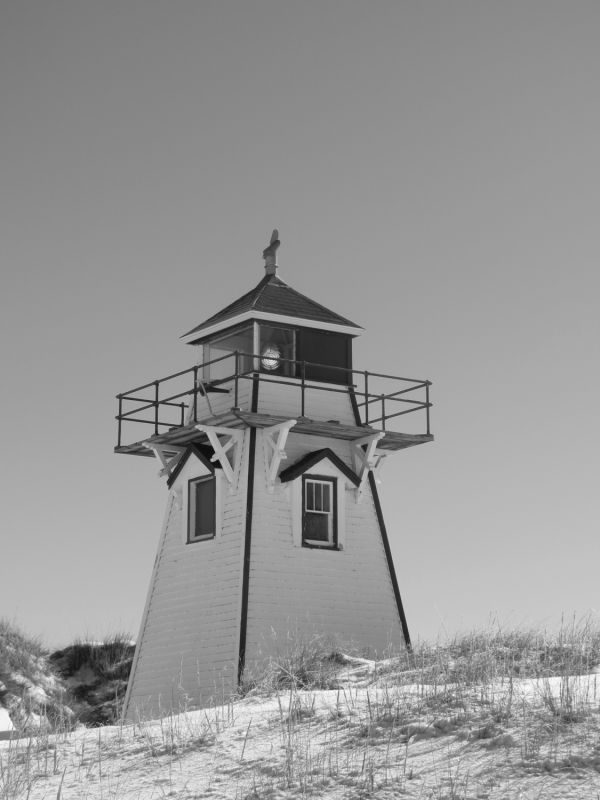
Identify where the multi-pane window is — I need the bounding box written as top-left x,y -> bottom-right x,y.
188,475 -> 216,542
302,476 -> 337,548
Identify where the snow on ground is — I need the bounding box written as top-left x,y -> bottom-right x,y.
0,708 -> 14,736
2,658 -> 600,799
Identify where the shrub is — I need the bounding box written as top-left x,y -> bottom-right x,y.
0,619 -> 71,734
50,633 -> 135,726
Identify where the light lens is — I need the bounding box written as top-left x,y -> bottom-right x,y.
261,345 -> 281,371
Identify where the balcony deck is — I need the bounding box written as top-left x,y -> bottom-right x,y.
115,409 -> 433,457
115,352 -> 433,457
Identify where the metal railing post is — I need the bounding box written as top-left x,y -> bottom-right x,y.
193,366 -> 198,422
154,381 -> 159,435
117,395 -> 122,448
115,357 -> 432,449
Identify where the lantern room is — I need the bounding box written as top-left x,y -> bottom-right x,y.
180,274 -> 360,386
115,230 -> 432,459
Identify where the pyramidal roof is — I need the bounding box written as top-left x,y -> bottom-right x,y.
181,271 -> 362,343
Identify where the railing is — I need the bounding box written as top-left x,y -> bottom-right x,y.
115,351 -> 432,449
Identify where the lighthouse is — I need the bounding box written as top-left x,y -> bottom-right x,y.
117,232 -> 433,719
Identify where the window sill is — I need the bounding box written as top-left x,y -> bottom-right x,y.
302,542 -> 341,551
187,535 -> 215,544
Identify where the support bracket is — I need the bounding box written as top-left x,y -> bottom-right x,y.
143,443 -> 186,478
263,419 -> 297,491
352,432 -> 386,500
196,424 -> 244,487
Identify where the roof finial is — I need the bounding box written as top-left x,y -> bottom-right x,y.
262,229 -> 280,275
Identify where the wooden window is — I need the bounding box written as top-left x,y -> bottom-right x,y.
188,475 -> 216,542
302,476 -> 337,548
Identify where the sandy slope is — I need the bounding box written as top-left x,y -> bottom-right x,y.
3,659 -> 600,799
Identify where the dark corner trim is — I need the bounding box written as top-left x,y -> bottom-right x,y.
349,385 -> 410,647
250,373 -> 260,414
237,375 -> 260,685
167,444 -> 215,488
368,471 -> 412,650
348,386 -> 362,426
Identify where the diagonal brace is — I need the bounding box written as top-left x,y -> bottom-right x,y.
352,432 -> 386,499
143,443 -> 186,478
263,419 -> 297,489
196,424 -> 244,485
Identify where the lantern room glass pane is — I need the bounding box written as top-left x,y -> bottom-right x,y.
202,324 -> 253,382
296,329 -> 351,385
258,325 -> 295,377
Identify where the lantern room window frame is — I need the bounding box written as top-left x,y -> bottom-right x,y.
201,323 -> 254,382
198,320 -> 353,386
202,322 -> 298,380
258,323 -> 296,377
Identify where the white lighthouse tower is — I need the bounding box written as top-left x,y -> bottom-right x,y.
118,232 -> 433,719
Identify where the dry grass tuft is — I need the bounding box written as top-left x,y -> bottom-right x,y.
2,618 -> 600,799
240,632 -> 346,695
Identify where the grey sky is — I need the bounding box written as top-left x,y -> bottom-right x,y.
1,1 -> 599,646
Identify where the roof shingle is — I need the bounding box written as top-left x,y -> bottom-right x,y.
182,274 -> 361,341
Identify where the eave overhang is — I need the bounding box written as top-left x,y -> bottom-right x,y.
180,271 -> 363,345
180,310 -> 363,345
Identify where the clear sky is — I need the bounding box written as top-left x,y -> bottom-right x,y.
1,1 -> 598,648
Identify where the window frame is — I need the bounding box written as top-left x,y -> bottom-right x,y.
187,474 -> 217,543
295,327 -> 352,385
201,323 -> 254,382
301,474 -> 338,549
257,323 -> 297,377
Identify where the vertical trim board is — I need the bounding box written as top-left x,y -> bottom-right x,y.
123,490 -> 177,719
237,374 -> 260,684
367,471 -> 411,648
350,383 -> 411,647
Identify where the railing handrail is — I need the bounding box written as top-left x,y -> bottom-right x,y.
115,349 -> 432,449
117,351 -> 429,400
233,369 -> 429,407
117,351 -> 235,397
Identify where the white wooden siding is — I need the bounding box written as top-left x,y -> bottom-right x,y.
257,378 -> 357,424
186,375 -> 357,425
243,429 -> 403,679
124,435 -> 250,719
126,382 -> 405,716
